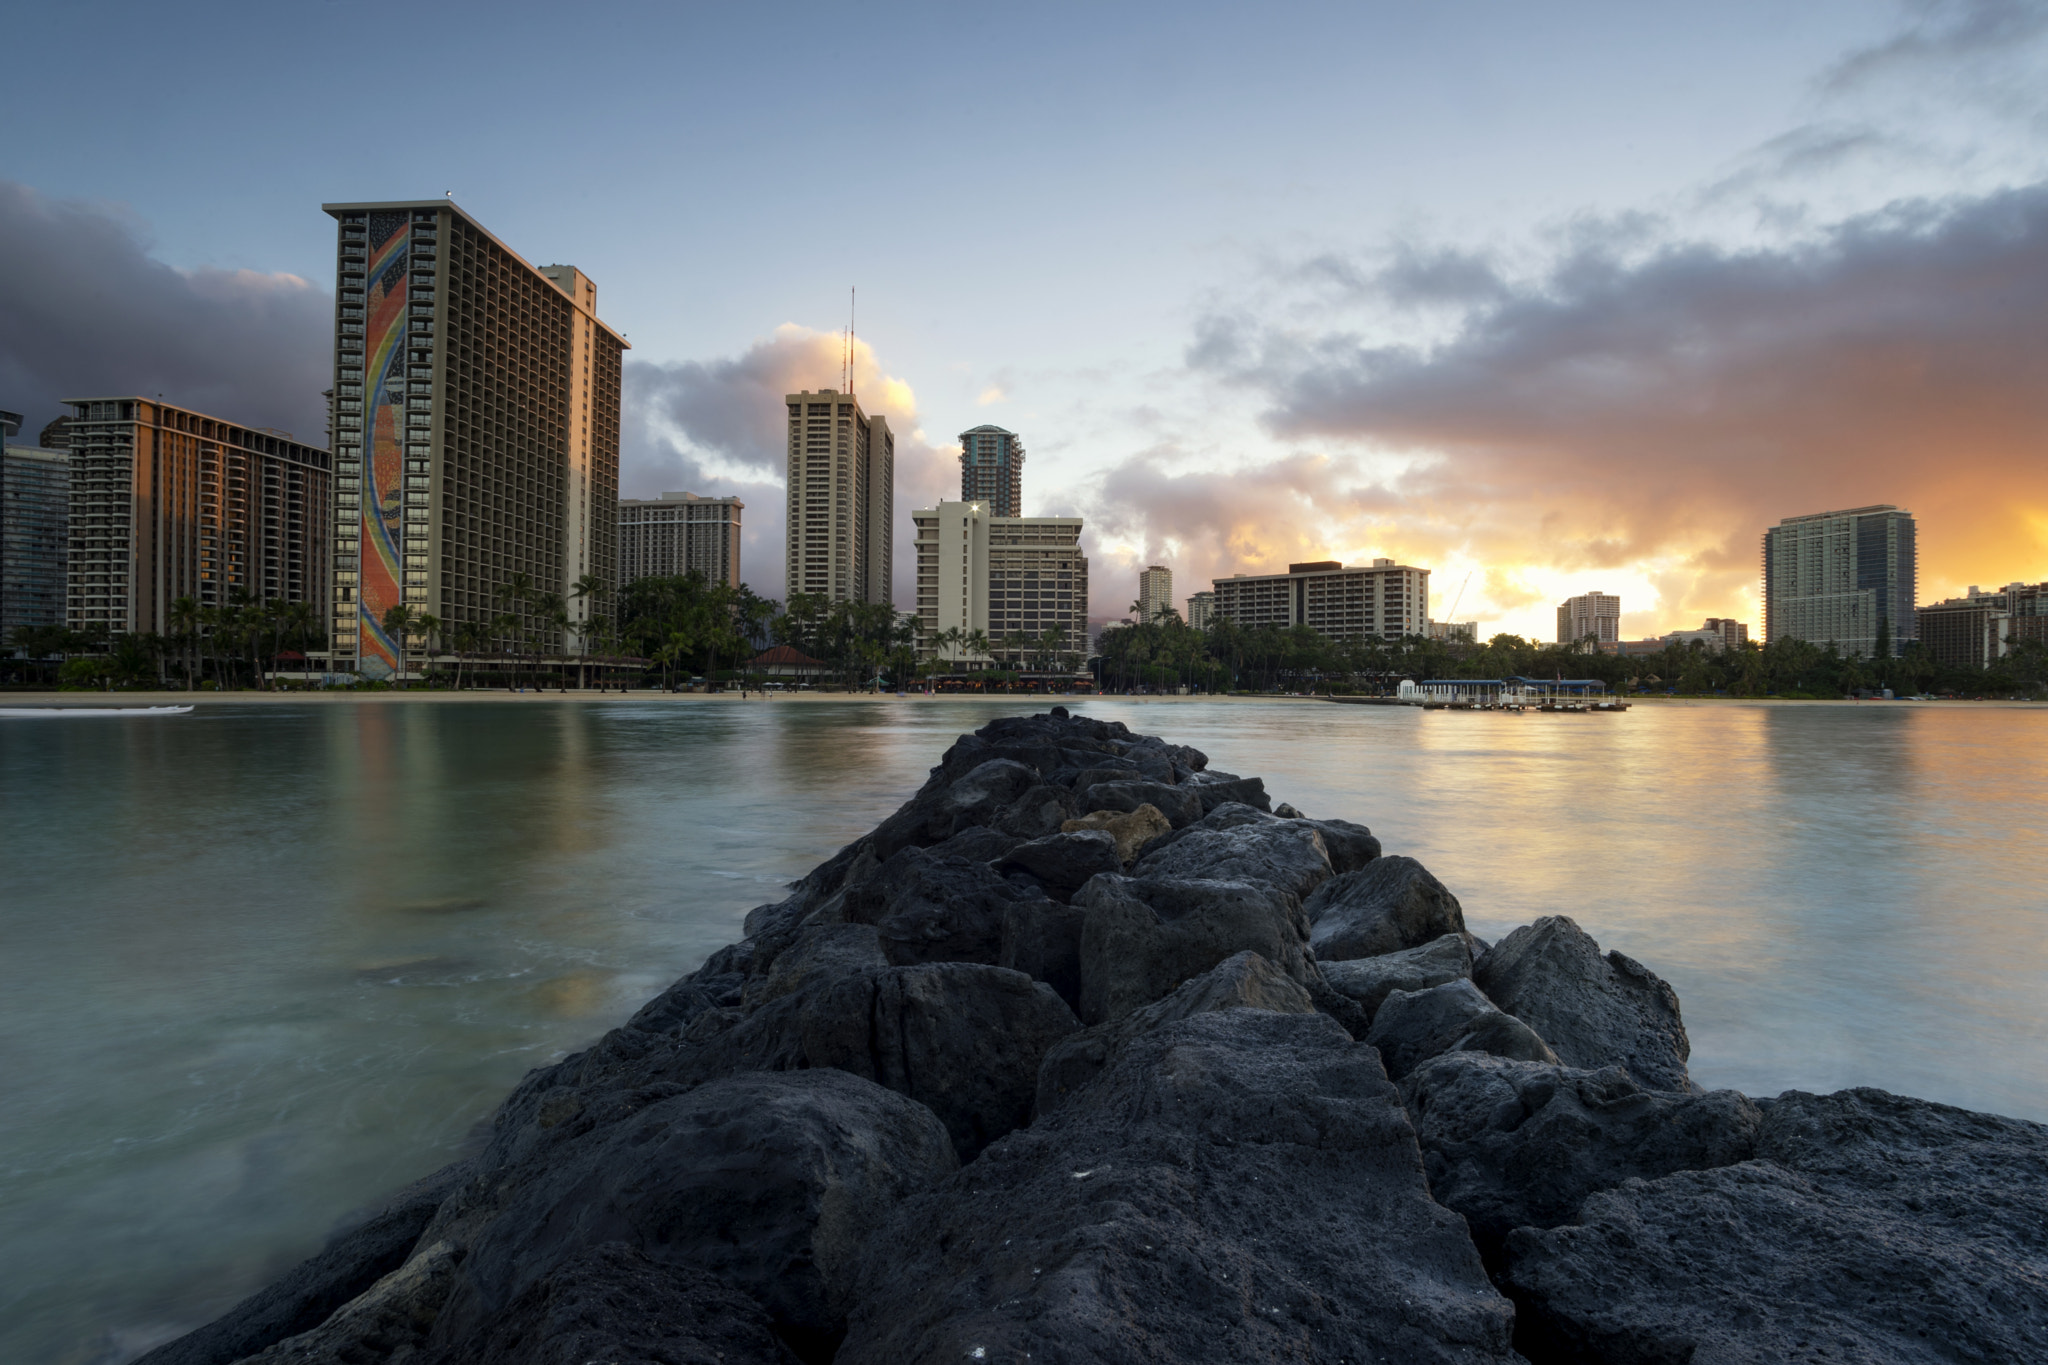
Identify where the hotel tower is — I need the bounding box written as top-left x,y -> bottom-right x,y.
784,389 -> 893,606
324,201 -> 627,677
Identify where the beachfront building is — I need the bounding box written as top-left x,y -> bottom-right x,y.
1138,565 -> 1174,624
619,492 -> 742,588
58,397 -> 329,636
911,499 -> 1089,668
1763,505 -> 1917,658
3,413 -> 72,636
1428,619 -> 1478,644
1662,617 -> 1749,652
1557,592 -> 1621,648
1209,559 -> 1429,642
1186,590 -> 1216,631
323,200 -> 627,679
1916,583 -> 2048,669
786,390 -> 894,608
958,424 -> 1023,517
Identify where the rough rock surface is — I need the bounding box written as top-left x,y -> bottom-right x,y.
842,847 -> 1046,966
1036,949 -> 1314,1114
996,896 -> 1088,1012
1131,814 -> 1337,902
1318,931 -> 1475,1020
429,1070 -> 957,1363
1506,1088 -> 2048,1362
1305,854 -> 1467,961
1401,1050 -> 1762,1259
1074,874 -> 1315,1024
1079,777 -> 1205,829
993,829 -> 1122,900
1184,771 -> 1271,813
1059,802 -> 1172,863
1364,979 -> 1559,1080
837,1009 -> 1521,1365
1473,915 -> 1691,1091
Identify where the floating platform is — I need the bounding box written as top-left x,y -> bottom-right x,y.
0,705 -> 196,718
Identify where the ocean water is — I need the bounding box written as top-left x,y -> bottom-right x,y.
2,697 -> 2044,1362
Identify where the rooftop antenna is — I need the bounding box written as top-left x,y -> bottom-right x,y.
844,286 -> 856,395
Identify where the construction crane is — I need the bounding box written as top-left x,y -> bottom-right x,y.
1444,572 -> 1473,630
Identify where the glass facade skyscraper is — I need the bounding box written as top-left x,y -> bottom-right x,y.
958,424 -> 1024,518
1763,504 -> 1917,658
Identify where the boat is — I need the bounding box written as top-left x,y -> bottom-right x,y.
0,705 -> 196,718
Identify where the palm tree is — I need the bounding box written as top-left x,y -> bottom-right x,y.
570,573 -> 607,688
381,603 -> 416,686
490,611 -> 521,689
167,596 -> 201,690
413,612 -> 443,687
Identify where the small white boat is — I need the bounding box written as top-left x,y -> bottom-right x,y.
0,705 -> 196,718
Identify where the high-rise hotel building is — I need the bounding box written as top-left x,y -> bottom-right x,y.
959,424 -> 1024,517
618,492 -> 743,587
1211,559 -> 1429,641
785,390 -> 893,606
912,499 -> 1089,667
1763,504 -> 1916,659
325,201 -> 626,677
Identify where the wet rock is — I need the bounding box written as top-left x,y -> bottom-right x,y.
1079,777 -> 1205,828
134,1162 -> 471,1365
998,897 -> 1088,1011
1075,874 -> 1315,1025
1304,855 -> 1467,961
994,829 -> 1122,900
624,964 -> 745,1036
1036,949 -> 1314,1114
1504,1088 -> 2048,1363
1132,816 -> 1336,902
837,1009 -> 1520,1365
1363,979 -> 1558,1080
1318,931 -> 1475,1021
1059,802 -> 1173,863
429,1070 -> 957,1364
842,847 -> 1046,967
741,923 -> 889,1007
1473,915 -> 1691,1091
234,1239 -> 463,1364
1401,1051 -> 1762,1260
421,1242 -> 799,1365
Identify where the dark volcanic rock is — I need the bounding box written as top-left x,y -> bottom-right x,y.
998,896 -> 1088,1011
1304,854 -> 1467,961
1302,816 -> 1382,873
842,847 -> 1045,966
1060,803 -> 1174,864
1185,772 -> 1271,813
134,1161 -> 471,1365
1318,930 -> 1475,1020
1505,1088 -> 2048,1363
924,824 -> 1023,863
1036,949 -> 1314,1114
1074,874 -> 1315,1025
429,1070 -> 957,1363
422,1242 -> 800,1365
1131,814 -> 1336,902
837,1009 -> 1520,1365
990,782 -> 1082,840
1080,777 -> 1205,828
1473,915 -> 1691,1091
994,829 -> 1122,900
869,757 -> 1041,860
1363,979 -> 1558,1080
1402,1050 -> 1762,1259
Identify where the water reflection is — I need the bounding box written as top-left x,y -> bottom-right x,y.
1,698 -> 2045,1363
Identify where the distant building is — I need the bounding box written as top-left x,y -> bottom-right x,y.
1663,617 -> 1749,652
911,499 -> 1088,668
787,390 -> 893,606
1557,592 -> 1621,647
619,492 -> 742,587
1613,638 -> 1666,659
1211,559 -> 1429,642
37,416 -> 73,450
1138,565 -> 1174,624
1763,505 -> 1916,658
60,397 -> 330,635
2,423 -> 71,637
1186,590 -> 1216,631
324,200 -> 627,678
1916,583 -> 2048,669
958,424 -> 1024,517
1428,619 -> 1478,644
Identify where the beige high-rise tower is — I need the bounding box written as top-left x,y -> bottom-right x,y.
784,389 -> 893,606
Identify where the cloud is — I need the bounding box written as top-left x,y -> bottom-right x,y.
1181,181 -> 2048,624
1824,0 -> 2048,92
0,180 -> 332,440
621,325 -> 953,603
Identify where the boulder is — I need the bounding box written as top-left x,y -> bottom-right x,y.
1401,1051 -> 1762,1260
1363,979 -> 1558,1080
1131,817 -> 1335,902
741,922 -> 889,1007
990,782 -> 1082,840
1059,802 -> 1173,863
1473,915 -> 1691,1091
1075,874 -> 1315,1025
1317,931 -> 1474,1020
842,847 -> 1046,967
1303,816 -> 1382,873
1036,950 -> 1315,1114
1505,1088 -> 2048,1362
1304,855 -> 1466,961
923,824 -> 1023,863
997,897 -> 1088,1012
1186,772 -> 1271,813
428,1070 -> 958,1363
993,829 -> 1122,900
1080,777 -> 1205,828
868,757 -> 1041,860
837,1010 -> 1520,1365
421,1243 -> 800,1365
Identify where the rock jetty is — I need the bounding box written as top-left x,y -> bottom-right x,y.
142,709 -> 2048,1364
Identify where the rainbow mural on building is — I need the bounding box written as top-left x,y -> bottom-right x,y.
357,213 -> 411,672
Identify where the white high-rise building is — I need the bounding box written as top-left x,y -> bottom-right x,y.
1211,559 -> 1429,641
912,499 -> 1088,668
1186,590 -> 1216,631
784,389 -> 893,606
1557,592 -> 1621,647
1137,565 -> 1174,624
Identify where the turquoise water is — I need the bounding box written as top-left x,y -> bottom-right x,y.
2,698 -> 2045,1362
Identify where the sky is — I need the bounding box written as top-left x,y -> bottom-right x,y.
2,0 -> 2045,637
